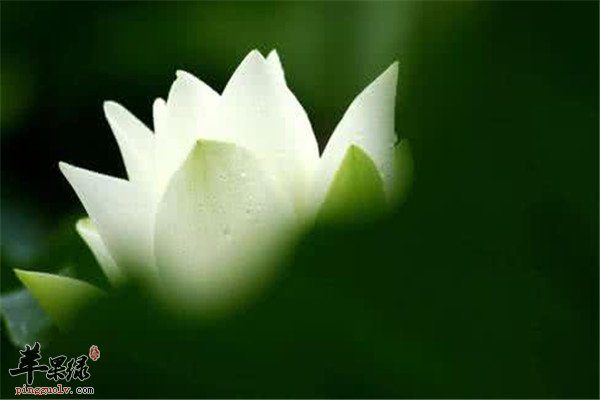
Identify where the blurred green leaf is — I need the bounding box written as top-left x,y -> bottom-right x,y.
14,269 -> 105,329
0,288 -> 54,347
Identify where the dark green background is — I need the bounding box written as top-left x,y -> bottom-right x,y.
1,1 -> 598,398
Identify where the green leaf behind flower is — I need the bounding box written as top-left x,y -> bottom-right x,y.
0,288 -> 54,347
14,269 -> 104,329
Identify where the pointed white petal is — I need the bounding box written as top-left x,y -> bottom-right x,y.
165,70 -> 220,141
155,71 -> 220,193
152,97 -> 166,135
103,101 -> 154,187
15,269 -> 104,329
316,63 -> 399,207
266,49 -> 285,84
154,140 -> 295,312
59,162 -> 155,281
76,218 -> 122,286
220,50 -> 319,215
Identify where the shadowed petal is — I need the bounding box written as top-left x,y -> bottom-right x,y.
76,218 -> 122,286
59,162 -> 155,281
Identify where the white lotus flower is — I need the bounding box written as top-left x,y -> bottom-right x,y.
15,50 -> 412,321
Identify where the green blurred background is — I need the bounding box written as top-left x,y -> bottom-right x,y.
1,1 -> 598,398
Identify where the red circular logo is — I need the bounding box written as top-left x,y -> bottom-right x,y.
89,345 -> 100,361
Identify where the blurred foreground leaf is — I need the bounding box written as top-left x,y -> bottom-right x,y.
0,288 -> 54,347
14,269 -> 104,329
